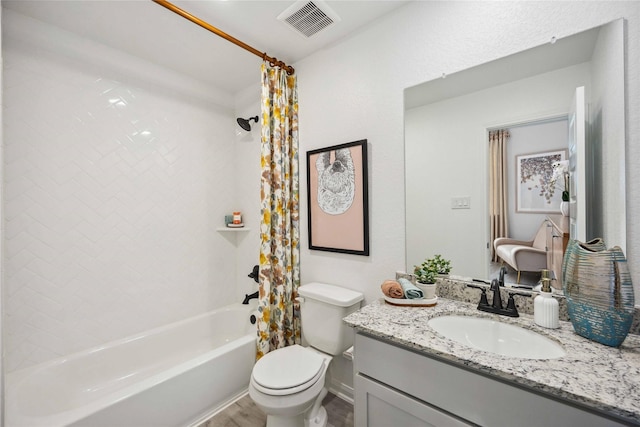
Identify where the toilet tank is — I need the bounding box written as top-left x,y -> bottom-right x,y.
298,282 -> 364,355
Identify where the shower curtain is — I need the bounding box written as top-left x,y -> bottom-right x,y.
489,129 -> 510,262
256,61 -> 300,359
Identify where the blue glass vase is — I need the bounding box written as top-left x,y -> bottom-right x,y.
562,238 -> 634,347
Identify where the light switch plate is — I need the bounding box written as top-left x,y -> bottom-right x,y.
451,196 -> 471,209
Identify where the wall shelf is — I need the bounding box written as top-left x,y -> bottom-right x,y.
216,227 -> 251,232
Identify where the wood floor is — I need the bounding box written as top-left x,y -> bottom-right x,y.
200,392 -> 354,427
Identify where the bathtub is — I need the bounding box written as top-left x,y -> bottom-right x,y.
6,303 -> 257,427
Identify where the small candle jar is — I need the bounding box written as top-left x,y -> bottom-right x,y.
233,212 -> 242,224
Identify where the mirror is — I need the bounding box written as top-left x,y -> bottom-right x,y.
404,19 -> 626,285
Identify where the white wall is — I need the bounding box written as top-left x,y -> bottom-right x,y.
233,83 -> 263,301
296,1 -> 639,389
2,11 -> 240,372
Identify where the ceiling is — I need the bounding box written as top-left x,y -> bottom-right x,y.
3,0 -> 410,96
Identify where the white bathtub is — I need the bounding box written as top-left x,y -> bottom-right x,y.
6,303 -> 257,427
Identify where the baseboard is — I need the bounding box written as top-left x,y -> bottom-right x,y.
186,380 -> 352,427
329,379 -> 354,404
186,388 -> 249,427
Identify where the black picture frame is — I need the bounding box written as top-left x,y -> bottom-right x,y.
306,140 -> 369,256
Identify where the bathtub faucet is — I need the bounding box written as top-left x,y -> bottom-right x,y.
242,291 -> 259,305
248,265 -> 259,283
243,266 -> 260,304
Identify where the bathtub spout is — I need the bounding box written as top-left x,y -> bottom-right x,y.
242,291 -> 259,305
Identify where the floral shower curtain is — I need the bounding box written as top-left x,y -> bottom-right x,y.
489,129 -> 510,262
256,61 -> 300,360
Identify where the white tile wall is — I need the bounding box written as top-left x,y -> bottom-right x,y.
3,20 -> 240,372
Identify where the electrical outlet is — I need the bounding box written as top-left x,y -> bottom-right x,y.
451,196 -> 471,209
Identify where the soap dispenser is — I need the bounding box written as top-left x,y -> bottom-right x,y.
534,270 -> 559,328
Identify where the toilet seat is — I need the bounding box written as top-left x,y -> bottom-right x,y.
252,345 -> 326,396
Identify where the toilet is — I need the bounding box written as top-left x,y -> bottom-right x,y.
249,282 -> 364,427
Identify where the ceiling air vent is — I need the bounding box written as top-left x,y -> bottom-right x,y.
277,0 -> 341,38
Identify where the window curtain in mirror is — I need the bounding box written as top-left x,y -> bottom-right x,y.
256,61 -> 300,360
489,130 -> 510,262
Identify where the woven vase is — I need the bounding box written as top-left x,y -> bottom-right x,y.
562,238 -> 635,347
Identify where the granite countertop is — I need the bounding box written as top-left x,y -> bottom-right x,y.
344,297 -> 640,425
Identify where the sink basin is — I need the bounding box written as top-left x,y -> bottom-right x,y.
427,315 -> 566,359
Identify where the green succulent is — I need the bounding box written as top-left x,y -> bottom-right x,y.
413,254 -> 452,284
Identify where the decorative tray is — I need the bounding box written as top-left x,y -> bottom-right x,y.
383,295 -> 438,307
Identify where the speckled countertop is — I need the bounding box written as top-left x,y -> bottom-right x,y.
344,296 -> 640,425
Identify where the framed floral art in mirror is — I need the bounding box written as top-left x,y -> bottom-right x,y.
516,149 -> 567,213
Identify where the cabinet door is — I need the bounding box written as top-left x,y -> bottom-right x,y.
355,333 -> 630,427
354,373 -> 473,427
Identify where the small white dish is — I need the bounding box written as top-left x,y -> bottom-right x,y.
226,223 -> 245,228
383,295 -> 438,307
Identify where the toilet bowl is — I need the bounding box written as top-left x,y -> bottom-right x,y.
248,282 -> 364,427
249,345 -> 332,427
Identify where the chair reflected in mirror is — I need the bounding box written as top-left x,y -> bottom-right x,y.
494,221 -> 548,284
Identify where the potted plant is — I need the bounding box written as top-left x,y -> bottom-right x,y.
551,160 -> 570,216
413,255 -> 452,299
413,261 -> 437,285
429,254 -> 452,276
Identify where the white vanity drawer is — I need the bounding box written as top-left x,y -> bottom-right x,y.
355,372 -> 473,427
354,333 -> 629,427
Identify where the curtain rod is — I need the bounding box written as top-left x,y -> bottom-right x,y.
152,0 -> 295,75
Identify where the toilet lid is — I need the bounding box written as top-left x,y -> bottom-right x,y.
252,345 -> 325,391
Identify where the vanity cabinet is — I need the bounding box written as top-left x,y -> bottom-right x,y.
354,373 -> 471,427
353,333 -> 629,427
545,215 -> 569,288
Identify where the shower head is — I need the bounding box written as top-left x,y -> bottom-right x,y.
237,116 -> 259,131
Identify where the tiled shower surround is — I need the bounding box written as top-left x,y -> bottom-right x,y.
3,12 -> 239,372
